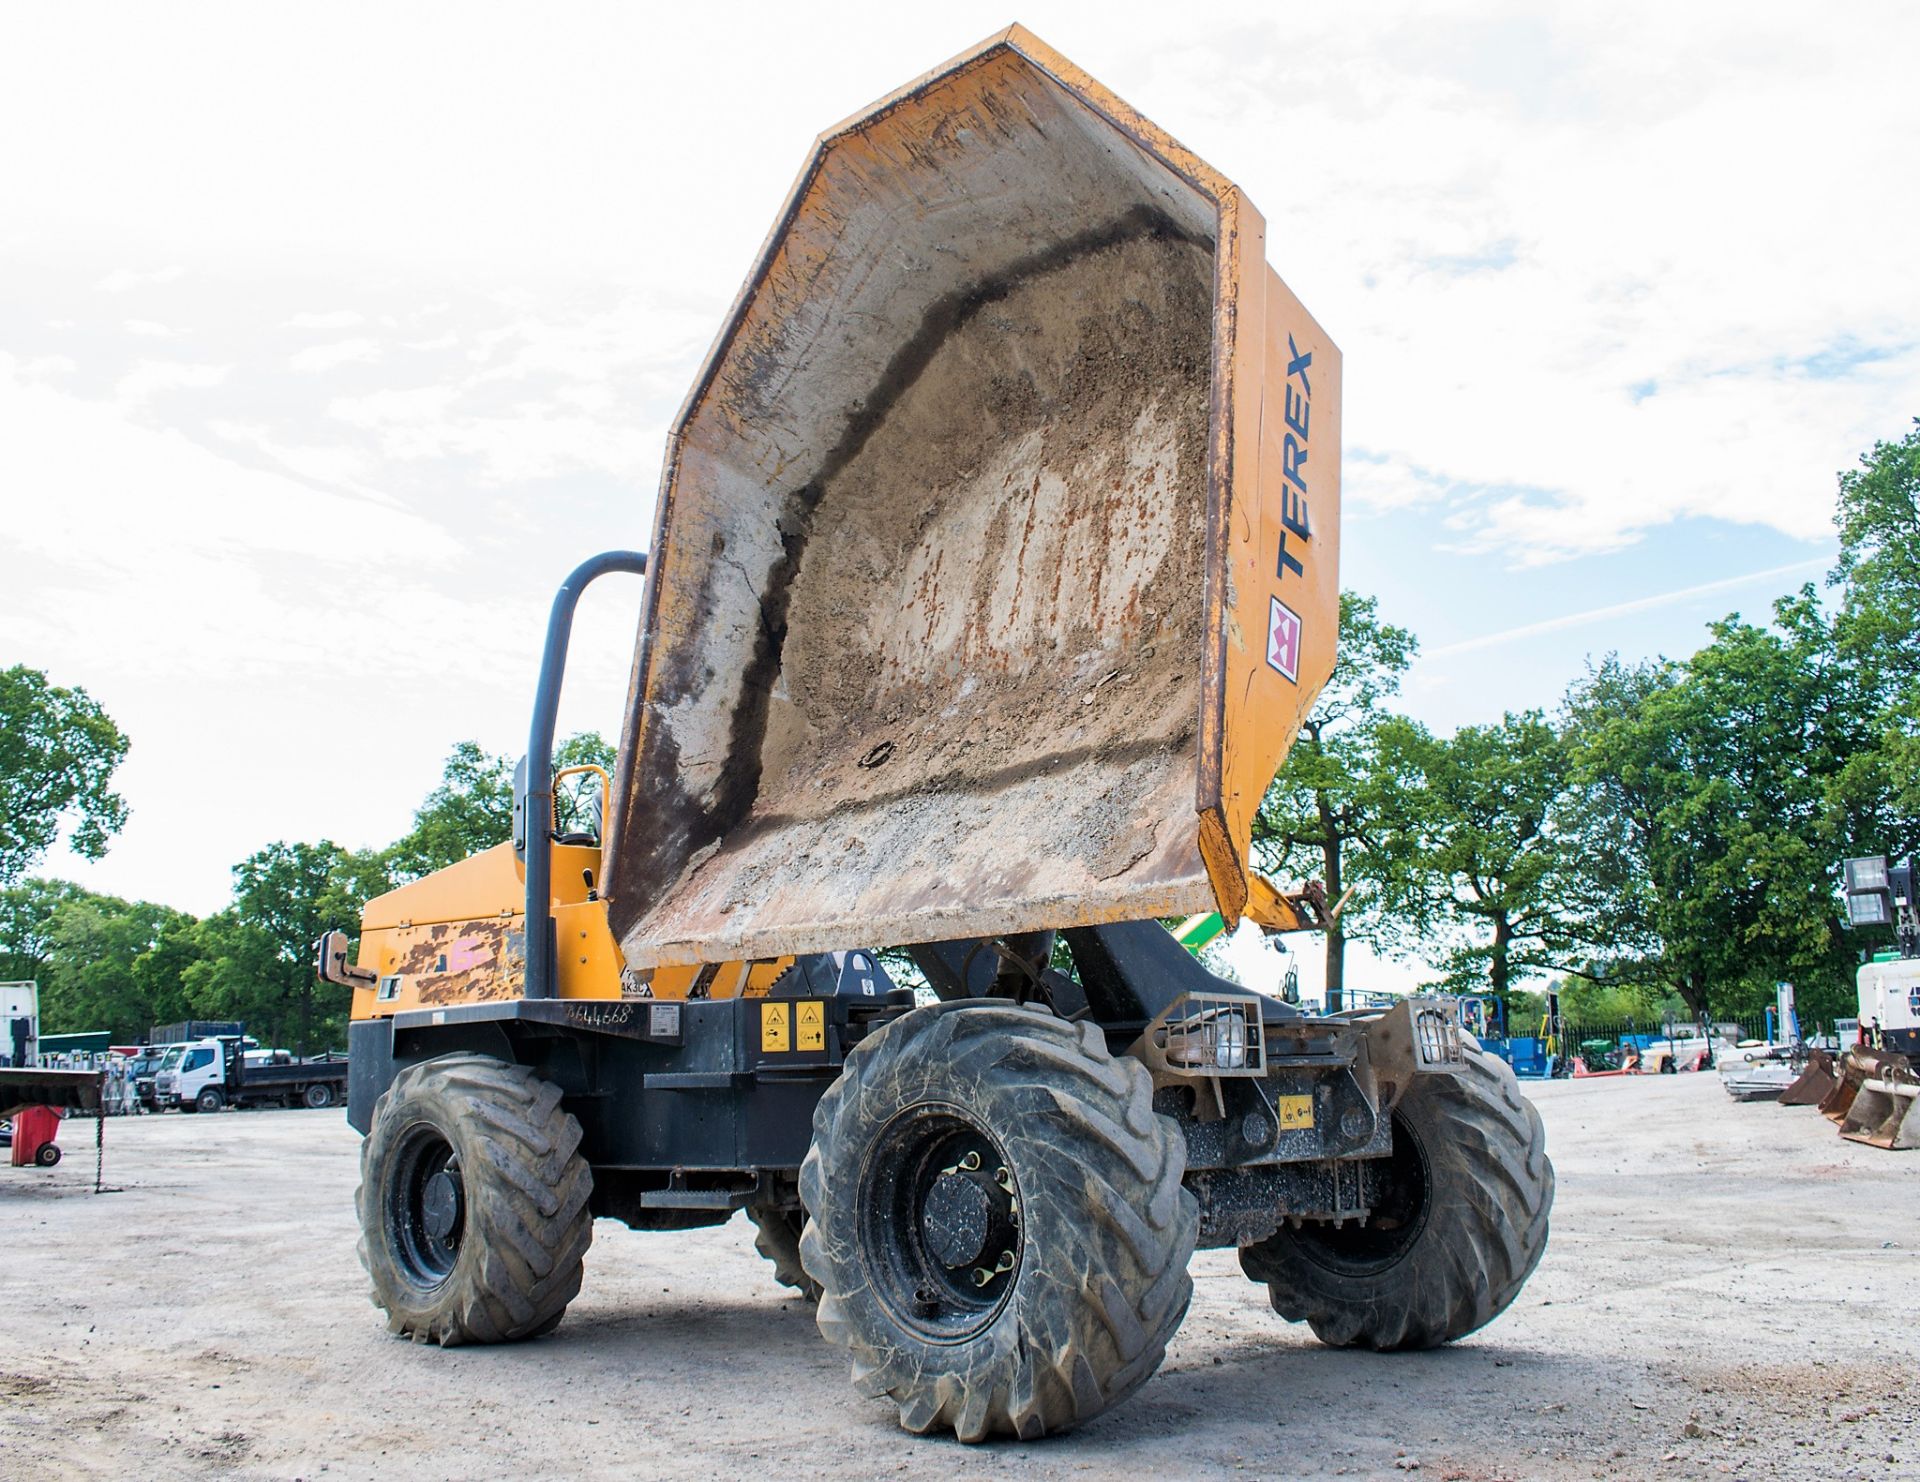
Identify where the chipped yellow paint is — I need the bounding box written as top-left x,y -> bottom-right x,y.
349,840 -> 789,1020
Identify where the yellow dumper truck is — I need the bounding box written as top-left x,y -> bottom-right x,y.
319,27 -> 1553,1442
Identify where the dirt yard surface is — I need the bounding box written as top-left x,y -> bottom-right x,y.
3,1074 -> 1915,1481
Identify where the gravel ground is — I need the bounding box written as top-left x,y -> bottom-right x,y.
2,1072 -> 1916,1481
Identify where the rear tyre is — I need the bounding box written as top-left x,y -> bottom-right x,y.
802,1001 -> 1197,1442
304,1081 -> 336,1109
195,1088 -> 226,1114
357,1053 -> 592,1345
1241,1046 -> 1552,1350
35,1141 -> 61,1167
746,1205 -> 821,1301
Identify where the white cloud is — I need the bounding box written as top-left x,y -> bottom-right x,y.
1427,558 -> 1828,657
123,318 -> 177,338
115,359 -> 229,405
289,337 -> 383,373
94,265 -> 184,294
282,309 -> 366,330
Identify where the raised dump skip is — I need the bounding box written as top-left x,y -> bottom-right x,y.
605,27 -> 1343,970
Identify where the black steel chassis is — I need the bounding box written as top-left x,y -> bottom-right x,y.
348,918 -> 1461,1248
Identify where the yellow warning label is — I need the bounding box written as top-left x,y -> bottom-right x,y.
796,1000 -> 825,1052
1276,1094 -> 1314,1130
760,1001 -> 790,1054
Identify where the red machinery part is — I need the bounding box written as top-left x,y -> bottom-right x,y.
9,1104 -> 63,1167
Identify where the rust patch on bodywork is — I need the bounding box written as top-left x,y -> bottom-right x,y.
396,920 -> 524,1005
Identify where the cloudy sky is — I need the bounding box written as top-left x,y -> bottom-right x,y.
4,2 -> 1916,999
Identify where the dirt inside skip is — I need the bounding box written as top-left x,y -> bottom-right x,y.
760,229 -> 1215,829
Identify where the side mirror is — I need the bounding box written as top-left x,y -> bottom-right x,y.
315,930 -> 376,989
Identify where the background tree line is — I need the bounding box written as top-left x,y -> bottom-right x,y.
0,727 -> 613,1053
1255,420 -> 1918,1029
4,422 -> 1916,1048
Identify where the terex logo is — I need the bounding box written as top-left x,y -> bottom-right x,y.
1267,597 -> 1301,682
1275,334 -> 1313,583
1265,334 -> 1314,686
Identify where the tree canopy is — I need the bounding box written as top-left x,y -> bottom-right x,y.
1367,711 -> 1609,1012
4,733 -> 614,1050
0,665 -> 129,885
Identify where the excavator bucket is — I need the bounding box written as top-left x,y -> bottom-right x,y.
1820,1046 -> 1892,1123
604,27 -> 1342,969
1778,1048 -> 1837,1106
1834,1050 -> 1920,1150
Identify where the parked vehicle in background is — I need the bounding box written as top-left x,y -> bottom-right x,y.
1639,1024 -> 1719,1074
154,1036 -> 346,1113
124,1046 -> 174,1109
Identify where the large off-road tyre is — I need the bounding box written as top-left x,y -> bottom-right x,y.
746,1205 -> 821,1302
357,1053 -> 592,1346
801,1001 -> 1198,1443
1241,1046 -> 1551,1350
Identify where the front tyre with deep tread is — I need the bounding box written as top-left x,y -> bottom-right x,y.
1240,1045 -> 1552,1350
801,1001 -> 1198,1443
357,1053 -> 592,1346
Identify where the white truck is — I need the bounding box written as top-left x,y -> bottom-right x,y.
2,981 -> 38,1068
154,1036 -> 348,1112
1857,954 -> 1920,1057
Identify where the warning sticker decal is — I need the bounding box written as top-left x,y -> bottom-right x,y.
1267,596 -> 1302,683
796,1000 -> 825,1052
760,1001 -> 790,1054
1276,1093 -> 1314,1130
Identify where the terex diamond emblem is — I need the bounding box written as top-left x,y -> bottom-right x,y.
1267,596 -> 1301,683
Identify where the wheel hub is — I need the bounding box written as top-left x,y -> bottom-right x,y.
422,1166 -> 464,1242
860,1111 -> 1024,1340
922,1171 -> 994,1268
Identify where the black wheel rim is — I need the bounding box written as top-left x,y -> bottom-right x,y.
1293,1109 -> 1432,1277
858,1103 -> 1022,1343
386,1121 -> 466,1290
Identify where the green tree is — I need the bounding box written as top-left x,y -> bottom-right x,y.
0,666 -> 130,884
389,741 -> 514,879
0,877 -> 92,984
1831,419 -> 1920,853
1251,593 -> 1417,1008
186,840 -> 387,1052
1366,711 -> 1611,1014
39,893 -> 199,1038
1565,591 -> 1873,1025
181,909 -> 285,1039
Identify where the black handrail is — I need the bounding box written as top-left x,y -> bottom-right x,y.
523,550 -> 648,999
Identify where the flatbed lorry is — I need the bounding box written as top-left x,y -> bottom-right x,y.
155,1036 -> 347,1112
